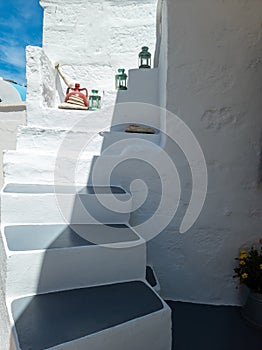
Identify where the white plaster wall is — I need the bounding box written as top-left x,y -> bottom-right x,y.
154,0 -> 167,92
3,0 -> 260,309
148,0 -> 262,305
26,46 -> 56,115
157,0 -> 167,132
40,0 -> 157,92
25,46 -> 115,128
0,108 -> 26,188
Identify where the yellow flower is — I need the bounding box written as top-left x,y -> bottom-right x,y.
242,273 -> 248,279
239,254 -> 247,259
260,264 -> 262,270
239,260 -> 246,266
240,250 -> 247,254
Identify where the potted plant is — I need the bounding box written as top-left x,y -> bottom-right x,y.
234,240 -> 262,328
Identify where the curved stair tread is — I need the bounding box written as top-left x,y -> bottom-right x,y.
12,281 -> 164,350
3,184 -> 127,194
5,224 -> 139,251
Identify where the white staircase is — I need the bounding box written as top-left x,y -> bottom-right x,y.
1,184 -> 132,224
0,63 -> 172,349
11,282 -> 171,350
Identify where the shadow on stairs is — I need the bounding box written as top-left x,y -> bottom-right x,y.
167,301 -> 262,350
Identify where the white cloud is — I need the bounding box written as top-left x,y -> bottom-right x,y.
0,67 -> 25,84
0,0 -> 42,84
0,36 -> 20,48
0,43 -> 26,69
0,16 -> 22,31
13,0 -> 37,21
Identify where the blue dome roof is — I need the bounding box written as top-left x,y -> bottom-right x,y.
9,82 -> 26,101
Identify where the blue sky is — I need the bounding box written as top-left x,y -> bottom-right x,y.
0,0 -> 43,85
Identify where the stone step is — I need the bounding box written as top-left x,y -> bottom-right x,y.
3,150 -> 95,184
16,126 -> 104,154
1,224 -> 145,298
111,68 -> 161,129
1,184 -> 131,225
101,129 -> 161,153
118,68 -> 159,105
26,69 -> 159,131
11,281 -> 171,350
27,101 -> 114,130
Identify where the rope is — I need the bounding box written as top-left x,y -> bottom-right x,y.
54,63 -> 74,88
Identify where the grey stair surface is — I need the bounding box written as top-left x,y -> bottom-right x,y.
3,184 -> 126,194
168,301 -> 262,350
12,281 -> 164,350
5,224 -> 139,250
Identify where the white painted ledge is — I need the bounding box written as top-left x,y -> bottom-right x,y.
0,224 -> 145,298
0,103 -> 26,111
3,150 -> 95,185
16,126 -> 104,154
1,184 -> 132,225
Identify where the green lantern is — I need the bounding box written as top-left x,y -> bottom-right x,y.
89,89 -> 101,110
138,46 -> 151,69
115,68 -> 128,90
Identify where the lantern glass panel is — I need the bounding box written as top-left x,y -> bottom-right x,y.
89,90 -> 101,110
115,68 -> 127,90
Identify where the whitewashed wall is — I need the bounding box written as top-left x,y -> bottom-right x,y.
148,0 -> 262,305
0,81 -> 26,189
40,0 -> 157,92
0,109 -> 25,189
6,0 -> 261,307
